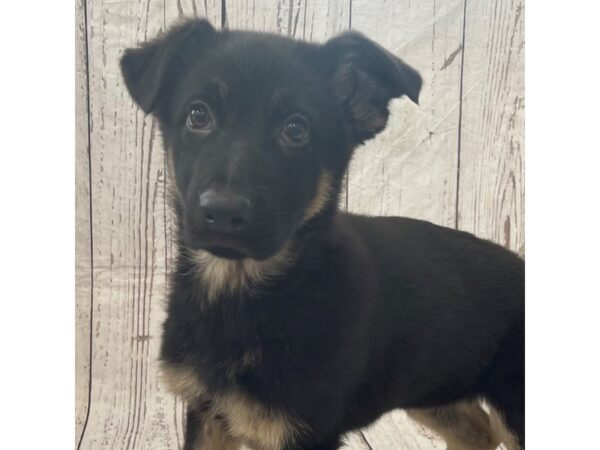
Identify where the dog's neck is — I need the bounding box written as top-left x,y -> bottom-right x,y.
189,210 -> 337,303
179,171 -> 341,303
190,243 -> 295,302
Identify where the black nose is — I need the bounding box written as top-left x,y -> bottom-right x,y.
198,190 -> 253,234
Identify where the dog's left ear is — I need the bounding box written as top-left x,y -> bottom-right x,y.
322,31 -> 422,142
120,19 -> 217,114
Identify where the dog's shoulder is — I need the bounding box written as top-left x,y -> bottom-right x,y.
337,211 -> 523,267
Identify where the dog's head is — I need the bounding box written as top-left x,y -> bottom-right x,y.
121,19 -> 421,261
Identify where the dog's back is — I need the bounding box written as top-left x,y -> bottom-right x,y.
337,213 -> 524,432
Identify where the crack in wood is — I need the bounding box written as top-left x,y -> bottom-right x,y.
76,0 -> 94,447
440,43 -> 463,70
359,430 -> 374,450
454,0 -> 468,230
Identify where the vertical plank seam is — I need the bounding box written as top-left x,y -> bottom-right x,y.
348,0 -> 352,29
454,0 -> 468,230
222,0 -> 228,29
358,430 -> 374,450
287,0 -> 294,35
76,0 -> 94,447
345,0 -> 352,212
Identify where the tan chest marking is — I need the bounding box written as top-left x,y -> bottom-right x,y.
160,363 -> 305,450
191,414 -> 241,450
213,390 -> 304,450
160,362 -> 206,400
192,245 -> 292,302
489,406 -> 522,450
302,171 -> 333,223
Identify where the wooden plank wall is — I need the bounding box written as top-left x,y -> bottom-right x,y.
75,0 -> 524,449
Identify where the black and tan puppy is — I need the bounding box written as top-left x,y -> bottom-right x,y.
121,19 -> 524,450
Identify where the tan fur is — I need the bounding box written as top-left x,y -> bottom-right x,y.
165,149 -> 184,203
190,413 -> 242,450
214,389 -> 305,450
162,362 -> 303,450
224,348 -> 263,379
187,391 -> 301,450
160,362 -> 205,401
192,244 -> 293,302
241,348 -> 262,368
303,171 -> 334,222
489,406 -> 522,450
407,400 -> 501,450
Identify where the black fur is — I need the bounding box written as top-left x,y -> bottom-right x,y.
121,19 -> 524,449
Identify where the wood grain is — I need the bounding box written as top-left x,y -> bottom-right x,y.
456,0 -> 525,255
166,0 -> 223,25
347,0 -> 465,228
75,1 -> 224,448
75,0 -> 92,444
223,0 -> 350,36
360,410 -> 445,450
79,1 -> 169,448
223,1 -> 348,40
293,0 -> 351,42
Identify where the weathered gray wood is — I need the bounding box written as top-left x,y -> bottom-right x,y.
456,0 -> 525,255
78,0 -> 170,446
294,0 -> 351,41
75,0 -> 92,445
76,1 -> 224,447
223,0 -> 348,40
361,410 -> 445,450
347,0 -> 465,228
224,0 -> 350,36
167,0 -> 222,24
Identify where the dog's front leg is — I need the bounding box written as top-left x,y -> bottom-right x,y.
183,399 -> 241,450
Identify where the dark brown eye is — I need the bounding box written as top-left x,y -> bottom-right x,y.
186,102 -> 214,133
281,115 -> 309,145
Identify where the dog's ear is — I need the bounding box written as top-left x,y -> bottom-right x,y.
120,19 -> 217,114
322,31 -> 422,142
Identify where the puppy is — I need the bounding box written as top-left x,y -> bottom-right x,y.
121,18 -> 524,450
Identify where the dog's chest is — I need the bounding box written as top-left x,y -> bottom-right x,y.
160,272 -> 319,447
161,361 -> 301,450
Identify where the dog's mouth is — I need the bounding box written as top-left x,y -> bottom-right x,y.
202,245 -> 247,260
184,228 -> 273,260
190,233 -> 253,259
182,214 -> 287,261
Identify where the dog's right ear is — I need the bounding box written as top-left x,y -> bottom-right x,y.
321,31 -> 422,143
120,19 -> 217,114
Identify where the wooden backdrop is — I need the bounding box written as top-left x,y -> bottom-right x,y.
75,0 -> 524,448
